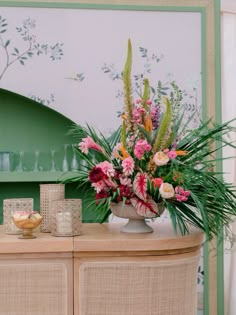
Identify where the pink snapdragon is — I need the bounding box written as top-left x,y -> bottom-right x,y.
122,156 -> 134,176
79,136 -> 103,154
134,139 -> 152,160
175,186 -> 190,202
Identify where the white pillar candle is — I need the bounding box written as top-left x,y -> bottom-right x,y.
56,212 -> 72,235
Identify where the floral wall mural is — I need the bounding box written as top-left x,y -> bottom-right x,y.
0,6 -> 201,134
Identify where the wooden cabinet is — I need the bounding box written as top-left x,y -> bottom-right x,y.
0,228 -> 73,315
0,222 -> 203,315
74,222 -> 204,315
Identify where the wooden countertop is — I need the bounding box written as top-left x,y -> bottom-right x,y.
0,225 -> 73,254
74,221 -> 204,253
0,222 -> 204,255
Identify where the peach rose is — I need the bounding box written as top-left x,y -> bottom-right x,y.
159,183 -> 175,199
153,151 -> 169,166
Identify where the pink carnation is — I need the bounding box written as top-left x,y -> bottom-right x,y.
122,157 -> 134,176
79,136 -> 103,154
97,161 -> 115,177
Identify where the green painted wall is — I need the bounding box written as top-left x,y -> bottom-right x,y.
0,88 -> 96,223
0,88 -> 75,152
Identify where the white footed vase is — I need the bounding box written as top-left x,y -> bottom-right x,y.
110,202 -> 164,234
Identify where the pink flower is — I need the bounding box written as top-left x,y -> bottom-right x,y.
95,191 -> 110,204
137,106 -> 145,115
175,194 -> 188,202
122,157 -> 134,176
167,150 -> 177,159
92,181 -> 106,193
175,186 -> 184,195
152,177 -> 163,188
184,190 -> 190,197
175,186 -> 190,202
119,175 -> 132,187
89,167 -> 107,183
132,109 -> 141,123
136,99 -> 142,104
134,146 -> 144,160
97,161 -> 115,177
79,136 -> 103,154
146,99 -> 152,105
134,139 -> 152,160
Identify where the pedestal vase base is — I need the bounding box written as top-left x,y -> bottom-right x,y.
121,218 -> 153,233
110,203 -> 157,234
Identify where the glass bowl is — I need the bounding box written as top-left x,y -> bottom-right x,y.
12,211 -> 42,239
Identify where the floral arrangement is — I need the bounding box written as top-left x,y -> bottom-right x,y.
63,39 -> 236,239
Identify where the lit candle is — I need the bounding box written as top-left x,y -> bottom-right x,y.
56,212 -> 72,235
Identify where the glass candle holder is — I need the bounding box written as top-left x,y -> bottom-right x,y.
40,184 -> 65,232
3,198 -> 34,234
50,199 -> 82,237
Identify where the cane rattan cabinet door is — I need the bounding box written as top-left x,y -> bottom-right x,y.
0,258 -> 73,315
